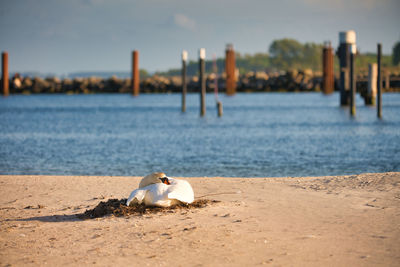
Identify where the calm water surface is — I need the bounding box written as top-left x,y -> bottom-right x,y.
0,93 -> 399,177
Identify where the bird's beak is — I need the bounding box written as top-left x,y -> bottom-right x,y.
160,177 -> 170,185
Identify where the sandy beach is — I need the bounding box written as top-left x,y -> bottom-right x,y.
0,172 -> 399,266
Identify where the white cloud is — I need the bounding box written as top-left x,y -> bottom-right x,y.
173,13 -> 196,31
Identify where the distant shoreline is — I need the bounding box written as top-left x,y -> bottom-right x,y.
4,75 -> 400,95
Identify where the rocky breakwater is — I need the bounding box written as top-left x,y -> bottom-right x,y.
5,70 -> 400,94
237,69 -> 321,92
9,75 -> 132,94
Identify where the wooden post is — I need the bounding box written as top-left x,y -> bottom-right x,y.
322,42 -> 334,94
199,48 -> 206,117
132,50 -> 139,96
2,52 -> 9,96
384,70 -> 390,90
337,31 -> 356,105
225,44 -> 236,95
350,47 -> 356,116
377,43 -> 382,118
367,63 -> 377,105
182,50 -> 187,113
217,101 -> 223,117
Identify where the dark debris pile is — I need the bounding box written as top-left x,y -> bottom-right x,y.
78,198 -> 219,219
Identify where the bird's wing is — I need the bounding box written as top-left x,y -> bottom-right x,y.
144,183 -> 172,207
167,179 -> 194,204
126,188 -> 147,206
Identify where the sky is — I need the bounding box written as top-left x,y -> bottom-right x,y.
0,0 -> 399,76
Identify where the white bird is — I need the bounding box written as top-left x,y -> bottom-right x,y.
126,172 -> 194,207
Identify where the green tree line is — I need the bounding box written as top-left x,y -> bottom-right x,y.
156,38 -> 399,76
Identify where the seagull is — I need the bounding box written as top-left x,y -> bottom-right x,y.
126,172 -> 194,207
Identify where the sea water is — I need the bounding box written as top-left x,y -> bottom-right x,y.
0,93 -> 399,177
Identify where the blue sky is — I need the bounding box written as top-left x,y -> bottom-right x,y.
0,0 -> 399,75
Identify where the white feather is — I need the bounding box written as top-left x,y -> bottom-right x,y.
126,177 -> 194,207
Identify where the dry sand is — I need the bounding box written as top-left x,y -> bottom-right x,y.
0,172 -> 399,266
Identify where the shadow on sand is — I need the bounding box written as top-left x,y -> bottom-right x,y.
12,214 -> 82,223
5,199 -> 218,223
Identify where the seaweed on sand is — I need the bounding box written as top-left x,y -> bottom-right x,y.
78,198 -> 219,219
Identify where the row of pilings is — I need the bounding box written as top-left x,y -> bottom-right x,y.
1,37 -> 398,99
321,30 -> 391,118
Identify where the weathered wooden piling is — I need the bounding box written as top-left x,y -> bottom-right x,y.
181,50 -> 188,113
132,50 -> 139,96
2,51 -> 9,96
384,70 -> 390,90
225,44 -> 236,95
337,31 -> 356,105
217,101 -> 223,117
199,48 -> 206,117
377,43 -> 382,118
366,63 -> 377,105
213,54 -> 222,117
322,42 -> 334,94
350,46 -> 356,116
